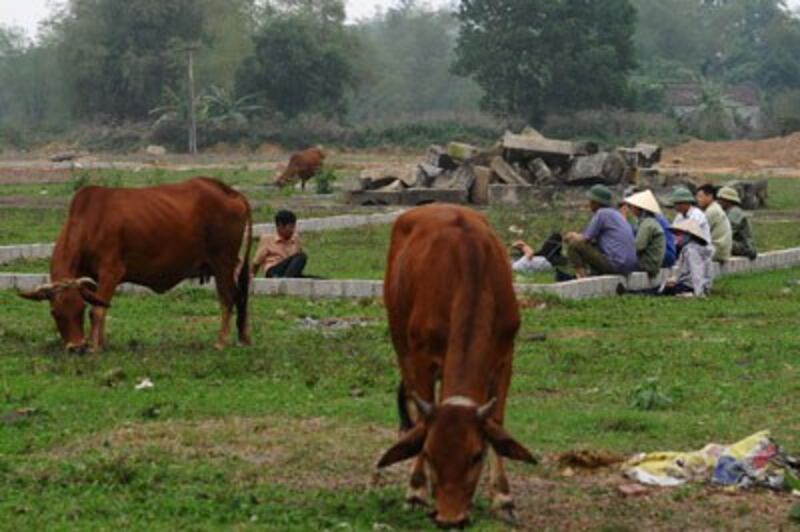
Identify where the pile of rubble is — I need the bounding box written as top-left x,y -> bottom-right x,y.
348,128 -> 661,206
347,127 -> 768,209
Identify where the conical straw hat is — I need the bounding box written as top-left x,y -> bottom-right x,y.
624,190 -> 662,215
670,219 -> 708,245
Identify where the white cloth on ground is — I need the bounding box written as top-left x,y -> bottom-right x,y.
512,255 -> 552,273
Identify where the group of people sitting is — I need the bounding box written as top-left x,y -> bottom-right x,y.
513,183 -> 757,297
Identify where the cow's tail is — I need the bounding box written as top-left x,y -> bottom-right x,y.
235,205 -> 253,340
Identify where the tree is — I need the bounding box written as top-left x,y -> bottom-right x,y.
235,1 -> 359,118
51,0 -> 207,120
350,0 -> 482,120
453,0 -> 637,125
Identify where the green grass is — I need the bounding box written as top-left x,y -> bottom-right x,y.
1,268 -> 800,529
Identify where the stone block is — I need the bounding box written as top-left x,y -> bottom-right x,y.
311,281 -> 345,298
470,166 -> 492,205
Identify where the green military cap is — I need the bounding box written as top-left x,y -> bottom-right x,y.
717,186 -> 741,205
671,187 -> 696,205
587,184 -> 613,207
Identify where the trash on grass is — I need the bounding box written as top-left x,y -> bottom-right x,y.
624,430 -> 800,492
135,378 -> 154,390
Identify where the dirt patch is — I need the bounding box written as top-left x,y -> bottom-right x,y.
549,328 -> 600,340
664,133 -> 800,175
46,417 -> 797,529
50,415 -> 401,491
0,167 -> 73,185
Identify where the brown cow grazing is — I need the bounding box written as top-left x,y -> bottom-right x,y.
18,177 -> 252,353
273,146 -> 325,190
378,204 -> 536,528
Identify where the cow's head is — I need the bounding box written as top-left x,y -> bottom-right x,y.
18,278 -> 109,353
377,394 -> 536,528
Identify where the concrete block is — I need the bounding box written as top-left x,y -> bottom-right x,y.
311,281 -> 345,298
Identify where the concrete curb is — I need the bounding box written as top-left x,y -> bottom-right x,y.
0,211 -> 406,266
3,247 -> 799,301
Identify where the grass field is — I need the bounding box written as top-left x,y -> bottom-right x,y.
2,266 -> 800,530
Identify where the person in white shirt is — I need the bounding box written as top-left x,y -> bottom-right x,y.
671,187 -> 711,246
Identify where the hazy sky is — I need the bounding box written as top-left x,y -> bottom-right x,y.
0,0 -> 453,37
0,0 -> 797,38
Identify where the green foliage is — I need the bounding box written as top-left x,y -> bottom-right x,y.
630,378 -> 674,411
235,2 -> 359,119
543,110 -> 683,147
770,89 -> 800,134
313,166 -> 338,195
52,0 -> 207,120
454,0 -> 637,125
350,1 -> 482,121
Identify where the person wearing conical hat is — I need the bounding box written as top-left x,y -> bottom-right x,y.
564,185 -> 638,278
696,184 -> 733,262
663,218 -> 714,297
717,186 -> 757,260
671,186 -> 711,247
623,190 -> 666,277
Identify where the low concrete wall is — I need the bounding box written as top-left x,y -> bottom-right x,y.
3,247 -> 799,301
0,244 -> 54,265
0,211 -> 406,266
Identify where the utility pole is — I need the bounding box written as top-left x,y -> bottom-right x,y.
184,43 -> 200,155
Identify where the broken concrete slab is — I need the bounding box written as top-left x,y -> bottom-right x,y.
502,131 -> 578,158
528,158 -> 555,184
618,143 -> 662,168
432,163 -> 476,191
471,166 -> 492,205
490,156 -> 529,186
425,145 -> 458,170
447,142 -> 480,161
565,152 -> 631,186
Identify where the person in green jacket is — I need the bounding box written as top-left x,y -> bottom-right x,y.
624,190 -> 666,277
696,184 -> 732,262
717,186 -> 758,260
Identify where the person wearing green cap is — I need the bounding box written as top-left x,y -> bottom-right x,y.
717,186 -> 757,260
564,185 -> 638,278
671,186 -> 711,247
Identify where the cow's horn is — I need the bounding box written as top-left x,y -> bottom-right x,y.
410,392 -> 434,420
477,397 -> 497,421
76,277 -> 99,289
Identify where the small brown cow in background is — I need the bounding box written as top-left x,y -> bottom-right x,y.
273,146 -> 325,190
378,204 -> 536,528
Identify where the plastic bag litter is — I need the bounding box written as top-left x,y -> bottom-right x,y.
624,430 -> 800,491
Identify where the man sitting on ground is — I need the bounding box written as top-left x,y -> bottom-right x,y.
564,185 -> 638,278
252,210 -> 307,278
623,190 -> 666,278
696,184 -> 732,262
672,186 -> 711,249
717,186 -> 758,260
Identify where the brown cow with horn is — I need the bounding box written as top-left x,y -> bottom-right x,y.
18,177 -> 252,353
377,204 -> 536,528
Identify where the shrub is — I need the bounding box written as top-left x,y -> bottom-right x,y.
543,109 -> 683,147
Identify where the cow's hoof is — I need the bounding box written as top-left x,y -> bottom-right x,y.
238,336 -> 252,346
494,506 -> 518,527
214,342 -> 226,351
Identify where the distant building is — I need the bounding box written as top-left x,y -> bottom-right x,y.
664,82 -> 763,135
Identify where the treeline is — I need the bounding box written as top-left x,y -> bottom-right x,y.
1,0 -> 799,151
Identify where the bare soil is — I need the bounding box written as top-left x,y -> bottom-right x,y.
663,133 -> 800,177
47,415 -> 798,530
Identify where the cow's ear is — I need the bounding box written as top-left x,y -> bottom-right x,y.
376,423 -> 427,469
485,421 -> 538,465
79,287 -> 110,308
